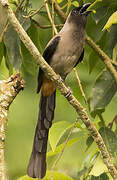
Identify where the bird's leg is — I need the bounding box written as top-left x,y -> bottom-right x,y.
56,75 -> 72,98
57,74 -> 65,83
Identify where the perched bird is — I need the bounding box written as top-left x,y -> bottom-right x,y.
27,3 -> 91,179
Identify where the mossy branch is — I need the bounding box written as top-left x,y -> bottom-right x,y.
0,1 -> 117,179
0,73 -> 24,180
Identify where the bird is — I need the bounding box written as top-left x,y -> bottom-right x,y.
27,3 -> 91,179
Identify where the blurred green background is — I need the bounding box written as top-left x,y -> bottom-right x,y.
1,51 -> 117,180
1,0 -> 117,179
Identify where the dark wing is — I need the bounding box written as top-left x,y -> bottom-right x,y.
74,49 -> 84,68
37,36 -> 61,93
43,36 -> 61,62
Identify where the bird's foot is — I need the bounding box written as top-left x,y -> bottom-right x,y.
57,75 -> 72,98
57,75 -> 64,83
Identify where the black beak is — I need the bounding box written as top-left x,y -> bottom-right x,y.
80,3 -> 91,15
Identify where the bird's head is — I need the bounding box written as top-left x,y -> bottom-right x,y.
68,3 -> 91,26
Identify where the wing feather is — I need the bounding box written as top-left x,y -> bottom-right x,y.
37,36 -> 60,93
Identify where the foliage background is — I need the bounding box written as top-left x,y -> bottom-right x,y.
1,0 -> 117,179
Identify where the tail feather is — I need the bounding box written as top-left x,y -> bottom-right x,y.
27,91 -> 56,179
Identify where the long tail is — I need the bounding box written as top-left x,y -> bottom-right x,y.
27,91 -> 56,178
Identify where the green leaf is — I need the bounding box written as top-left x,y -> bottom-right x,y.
92,6 -> 108,24
47,137 -> 81,157
49,121 -> 73,151
4,11 -> 30,71
21,21 -> 38,76
89,65 -> 117,117
103,11 -> 117,31
56,0 -> 63,4
115,118 -> 117,134
86,136 -> 94,151
0,42 -> 4,65
108,24 -> 117,56
89,155 -> 108,177
18,11 -> 31,31
88,51 -> 99,74
77,167 -> 87,179
18,175 -> 35,180
99,127 -> 117,155
91,173 -> 109,180
86,13 -> 104,42
4,25 -> 22,71
75,122 -> 84,130
18,171 -> 73,180
0,3 -> 8,35
87,0 -> 102,11
71,1 -> 79,7
4,50 -> 13,75
112,44 -> 117,61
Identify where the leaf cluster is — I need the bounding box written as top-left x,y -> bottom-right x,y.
1,0 -> 117,179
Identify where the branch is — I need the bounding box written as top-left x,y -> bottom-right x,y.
0,73 -> 24,179
73,68 -> 88,104
49,0 -> 117,83
51,0 -> 55,36
108,114 -> 117,129
45,0 -> 58,35
49,0 -> 66,21
0,23 -> 9,43
65,0 -> 71,16
15,0 -> 25,13
32,19 -> 63,29
23,1 -> 46,19
1,1 -> 117,179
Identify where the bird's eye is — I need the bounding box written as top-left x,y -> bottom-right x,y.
73,9 -> 78,14
71,8 -> 79,16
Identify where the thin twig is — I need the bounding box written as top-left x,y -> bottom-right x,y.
45,0 -> 58,35
32,18 -> 63,29
24,2 -> 46,18
49,0 -> 66,21
65,0 -> 71,16
108,115 -> 117,129
1,1 -> 117,179
52,0 -> 55,36
74,68 -> 88,104
15,0 -> 25,13
98,114 -> 106,126
60,3 -> 67,10
50,120 -> 78,180
0,23 -> 9,43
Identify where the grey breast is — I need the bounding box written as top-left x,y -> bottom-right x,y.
50,24 -> 85,78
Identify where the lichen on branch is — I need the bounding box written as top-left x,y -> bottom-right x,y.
0,73 -> 24,180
